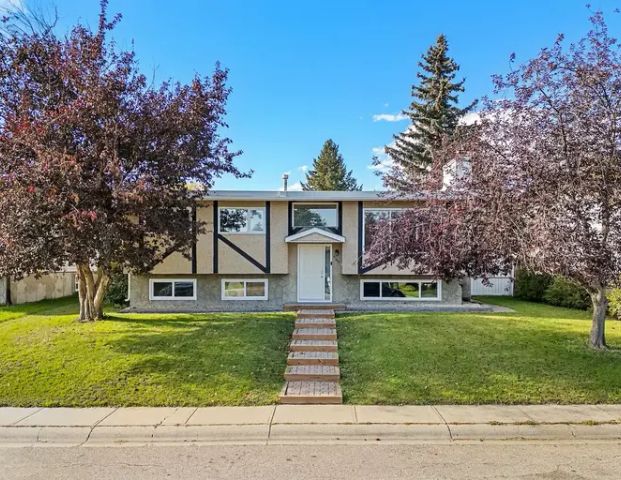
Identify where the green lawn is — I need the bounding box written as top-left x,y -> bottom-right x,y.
0,297 -> 294,406
338,297 -> 621,405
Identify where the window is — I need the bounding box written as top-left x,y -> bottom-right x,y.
219,207 -> 265,233
222,279 -> 268,300
363,209 -> 403,253
292,203 -> 338,228
149,279 -> 197,300
360,280 -> 441,301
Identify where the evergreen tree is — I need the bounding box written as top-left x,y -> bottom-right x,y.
382,34 -> 474,188
302,139 -> 362,191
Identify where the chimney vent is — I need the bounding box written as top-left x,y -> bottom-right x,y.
282,173 -> 289,192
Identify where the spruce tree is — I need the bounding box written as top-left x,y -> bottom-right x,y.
302,139 -> 362,191
382,34 -> 474,188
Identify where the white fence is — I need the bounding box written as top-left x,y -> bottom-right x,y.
471,276 -> 514,296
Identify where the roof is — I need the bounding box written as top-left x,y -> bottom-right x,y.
204,190 -> 430,201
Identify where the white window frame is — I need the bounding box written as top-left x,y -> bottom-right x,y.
362,208 -> 404,254
149,278 -> 197,301
359,279 -> 442,301
221,279 -> 269,301
292,202 -> 339,229
218,206 -> 266,234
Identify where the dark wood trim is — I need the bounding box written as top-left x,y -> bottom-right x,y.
217,234 -> 268,273
287,201 -> 293,236
337,201 -> 343,235
357,201 -> 363,274
191,205 -> 197,274
212,201 -> 219,273
265,201 -> 271,274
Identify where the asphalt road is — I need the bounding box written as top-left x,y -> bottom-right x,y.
1,443 -> 620,480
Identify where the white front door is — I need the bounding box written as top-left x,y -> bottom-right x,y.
297,244 -> 331,302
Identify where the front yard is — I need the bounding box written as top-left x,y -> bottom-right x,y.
338,297 -> 621,404
0,297 -> 294,406
0,296 -> 620,406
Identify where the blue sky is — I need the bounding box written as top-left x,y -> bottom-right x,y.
8,0 -> 621,190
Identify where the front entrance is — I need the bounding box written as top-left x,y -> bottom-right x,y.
297,244 -> 332,302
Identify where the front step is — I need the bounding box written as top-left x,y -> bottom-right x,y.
284,365 -> 340,381
279,381 -> 343,404
283,303 -> 347,312
287,351 -> 339,366
292,328 -> 337,340
290,339 -> 338,352
297,309 -> 336,319
295,318 -> 336,328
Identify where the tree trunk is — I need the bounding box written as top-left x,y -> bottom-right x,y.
76,263 -> 110,322
589,286 -> 608,349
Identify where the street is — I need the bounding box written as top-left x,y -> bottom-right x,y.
1,443 -> 619,480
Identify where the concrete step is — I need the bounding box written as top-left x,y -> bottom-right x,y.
284,303 -> 346,312
297,309 -> 335,319
292,328 -> 337,340
295,318 -> 336,328
279,381 -> 343,404
287,351 -> 339,366
285,365 -> 340,382
289,339 -> 338,352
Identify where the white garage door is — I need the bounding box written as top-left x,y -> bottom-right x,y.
471,277 -> 514,296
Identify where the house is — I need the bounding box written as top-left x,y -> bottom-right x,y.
127,189 -> 482,312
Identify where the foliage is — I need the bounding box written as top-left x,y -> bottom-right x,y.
0,298 -> 294,406
302,139 -> 361,191
543,276 -> 591,310
370,12 -> 621,348
608,288 -> 621,320
380,34 -> 475,187
339,296 -> 621,404
514,269 -> 553,303
0,1 -> 245,320
104,273 -> 128,307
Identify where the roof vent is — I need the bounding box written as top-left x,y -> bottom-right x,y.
282,173 -> 289,192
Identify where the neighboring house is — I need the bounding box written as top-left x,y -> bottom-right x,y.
0,270 -> 76,306
128,190 -> 471,312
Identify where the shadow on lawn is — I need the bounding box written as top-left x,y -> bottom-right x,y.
96,313 -> 294,405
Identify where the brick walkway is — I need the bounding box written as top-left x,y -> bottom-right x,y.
279,309 -> 342,404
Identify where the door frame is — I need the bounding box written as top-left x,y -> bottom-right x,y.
296,243 -> 332,303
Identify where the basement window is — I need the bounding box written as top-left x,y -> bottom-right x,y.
222,279 -> 268,300
360,280 -> 440,301
149,279 -> 196,300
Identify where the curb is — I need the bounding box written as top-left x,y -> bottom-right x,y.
1,422 -> 620,447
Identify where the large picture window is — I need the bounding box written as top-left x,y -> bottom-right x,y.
360,280 -> 441,301
292,203 -> 338,228
149,279 -> 197,300
222,279 -> 268,300
219,207 -> 265,233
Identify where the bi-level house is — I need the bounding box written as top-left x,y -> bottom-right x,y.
128,187 -> 469,312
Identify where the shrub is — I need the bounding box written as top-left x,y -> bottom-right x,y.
543,276 -> 590,310
608,289 -> 621,320
104,273 -> 128,307
514,269 -> 552,302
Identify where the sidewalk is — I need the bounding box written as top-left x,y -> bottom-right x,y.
1,405 -> 620,446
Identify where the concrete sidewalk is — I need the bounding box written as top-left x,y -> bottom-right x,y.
0,405 -> 620,446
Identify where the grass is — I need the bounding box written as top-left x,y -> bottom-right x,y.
338,296 -> 621,405
0,296 -> 294,406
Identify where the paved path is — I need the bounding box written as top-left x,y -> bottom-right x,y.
2,443 -> 621,479
1,405 -> 620,446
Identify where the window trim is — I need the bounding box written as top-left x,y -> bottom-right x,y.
221,278 -> 269,301
362,207 -> 405,255
149,278 -> 197,301
218,206 -> 266,235
359,279 -> 442,301
291,202 -> 339,229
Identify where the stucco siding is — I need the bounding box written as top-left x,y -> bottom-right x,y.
341,201 -> 359,274
196,203 -> 214,274
270,201 -> 289,274
0,277 -> 7,305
